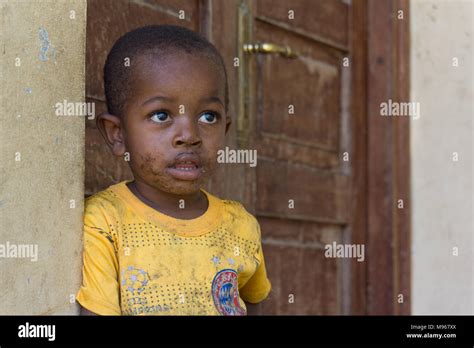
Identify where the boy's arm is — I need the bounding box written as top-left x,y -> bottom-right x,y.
239,244 -> 272,305
245,288 -> 272,315
76,202 -> 121,315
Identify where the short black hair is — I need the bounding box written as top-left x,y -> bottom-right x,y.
104,25 -> 228,117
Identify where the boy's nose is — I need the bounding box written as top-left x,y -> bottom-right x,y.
172,119 -> 202,148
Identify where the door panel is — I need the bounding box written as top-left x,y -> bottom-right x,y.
258,217 -> 342,314
256,159 -> 350,223
256,0 -> 349,49
256,22 -> 342,151
241,0 -> 359,314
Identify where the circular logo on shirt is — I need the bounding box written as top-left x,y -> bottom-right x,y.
121,266 -> 148,295
211,269 -> 246,316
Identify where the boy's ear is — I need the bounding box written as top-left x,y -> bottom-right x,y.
225,115 -> 232,134
96,112 -> 126,156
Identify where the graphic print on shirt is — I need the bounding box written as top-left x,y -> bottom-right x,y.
211,269 -> 246,315
121,266 -> 148,295
120,265 -> 173,315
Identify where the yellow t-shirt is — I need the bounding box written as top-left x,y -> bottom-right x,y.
76,181 -> 271,315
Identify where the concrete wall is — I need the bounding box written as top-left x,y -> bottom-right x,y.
410,0 -> 473,314
0,0 -> 86,314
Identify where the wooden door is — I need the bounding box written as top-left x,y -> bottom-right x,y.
234,0 -> 364,315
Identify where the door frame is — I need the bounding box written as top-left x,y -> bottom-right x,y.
350,0 -> 411,315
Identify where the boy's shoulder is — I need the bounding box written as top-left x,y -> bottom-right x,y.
218,196 -> 261,236
220,198 -> 253,218
84,181 -> 127,217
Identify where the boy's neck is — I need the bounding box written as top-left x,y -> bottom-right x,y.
126,180 -> 209,220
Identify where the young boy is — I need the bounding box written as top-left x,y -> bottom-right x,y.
76,25 -> 271,315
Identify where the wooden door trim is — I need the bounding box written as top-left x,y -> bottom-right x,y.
348,0 -> 368,316
364,0 -> 411,315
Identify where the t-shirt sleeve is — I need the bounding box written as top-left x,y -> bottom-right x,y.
239,241 -> 272,304
76,201 -> 121,315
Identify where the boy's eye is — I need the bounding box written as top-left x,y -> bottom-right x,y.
199,112 -> 218,124
150,111 -> 170,123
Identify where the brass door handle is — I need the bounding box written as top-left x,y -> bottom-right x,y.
243,42 -> 298,58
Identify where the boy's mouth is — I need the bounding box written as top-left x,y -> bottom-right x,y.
167,153 -> 202,181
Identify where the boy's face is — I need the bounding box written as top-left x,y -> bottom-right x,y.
102,52 -> 230,196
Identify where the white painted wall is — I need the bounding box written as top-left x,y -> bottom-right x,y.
410,0 -> 473,314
